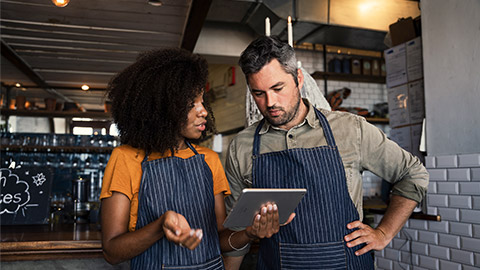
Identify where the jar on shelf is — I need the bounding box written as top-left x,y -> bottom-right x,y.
45,98 -> 57,111
372,59 -> 380,76
362,59 -> 372,75
351,58 -> 361,75
15,95 -> 26,110
328,57 -> 342,73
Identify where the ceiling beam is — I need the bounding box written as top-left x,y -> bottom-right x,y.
181,0 -> 213,52
1,39 -> 75,103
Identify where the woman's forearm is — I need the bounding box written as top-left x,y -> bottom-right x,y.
102,216 -> 165,265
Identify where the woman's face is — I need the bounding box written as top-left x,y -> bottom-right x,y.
180,93 -> 208,141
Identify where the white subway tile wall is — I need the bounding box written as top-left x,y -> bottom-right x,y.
296,50 -> 388,113
374,153 -> 480,269
362,171 -> 384,197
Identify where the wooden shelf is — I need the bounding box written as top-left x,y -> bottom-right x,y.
1,109 -> 111,120
1,145 -> 113,153
365,117 -> 389,124
311,71 -> 386,84
367,208 -> 441,222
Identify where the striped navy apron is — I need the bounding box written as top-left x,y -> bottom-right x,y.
252,108 -> 374,269
131,142 -> 224,270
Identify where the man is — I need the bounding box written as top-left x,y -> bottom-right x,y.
222,36 -> 429,269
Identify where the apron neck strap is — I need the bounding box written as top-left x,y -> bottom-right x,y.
313,107 -> 337,147
253,119 -> 265,156
142,151 -> 150,163
185,140 -> 199,155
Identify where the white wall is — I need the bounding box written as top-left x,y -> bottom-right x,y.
422,0 -> 480,156
194,22 -> 255,59
208,64 -> 247,133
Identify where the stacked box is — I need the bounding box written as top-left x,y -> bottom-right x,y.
385,37 -> 425,161
388,79 -> 425,128
389,123 -> 424,163
385,43 -> 407,88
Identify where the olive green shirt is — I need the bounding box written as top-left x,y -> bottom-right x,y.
223,99 -> 429,256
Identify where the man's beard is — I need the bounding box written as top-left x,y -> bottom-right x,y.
264,92 -> 301,127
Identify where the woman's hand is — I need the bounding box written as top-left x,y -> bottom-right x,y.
162,211 -> 203,250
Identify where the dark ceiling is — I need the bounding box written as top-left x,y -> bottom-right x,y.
1,0 -> 208,111
1,0 -> 419,112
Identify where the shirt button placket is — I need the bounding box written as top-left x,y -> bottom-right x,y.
287,133 -> 295,148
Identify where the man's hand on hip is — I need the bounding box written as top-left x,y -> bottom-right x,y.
344,221 -> 390,256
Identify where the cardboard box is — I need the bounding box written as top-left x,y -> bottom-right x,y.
388,84 -> 409,128
410,123 -> 423,159
385,44 -> 407,88
390,126 -> 412,152
387,80 -> 424,128
389,123 -> 424,162
389,17 -> 417,46
408,79 -> 425,124
406,37 -> 423,81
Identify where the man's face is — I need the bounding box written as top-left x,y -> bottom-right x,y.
248,59 -> 304,130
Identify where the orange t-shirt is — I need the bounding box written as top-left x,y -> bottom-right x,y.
100,144 -> 231,232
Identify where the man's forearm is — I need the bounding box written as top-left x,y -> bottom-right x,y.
376,194 -> 418,241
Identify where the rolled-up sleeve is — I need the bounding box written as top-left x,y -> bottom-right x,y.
359,119 -> 429,203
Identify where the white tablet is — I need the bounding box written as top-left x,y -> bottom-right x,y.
223,188 -> 307,228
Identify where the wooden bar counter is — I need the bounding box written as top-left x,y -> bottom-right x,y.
1,223 -> 103,261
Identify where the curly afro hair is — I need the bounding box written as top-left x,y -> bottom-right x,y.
107,48 -> 216,154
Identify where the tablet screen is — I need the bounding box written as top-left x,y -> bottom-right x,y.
223,188 -> 307,228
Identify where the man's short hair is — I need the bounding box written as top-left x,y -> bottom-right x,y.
239,36 -> 298,86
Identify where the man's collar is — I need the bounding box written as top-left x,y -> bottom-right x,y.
303,99 -> 320,129
258,98 -> 319,134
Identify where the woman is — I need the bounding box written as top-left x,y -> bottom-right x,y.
100,48 -> 231,269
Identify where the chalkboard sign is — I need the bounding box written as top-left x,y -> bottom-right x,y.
1,167 -> 53,225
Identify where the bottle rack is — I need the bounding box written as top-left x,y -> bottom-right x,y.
1,133 -> 118,223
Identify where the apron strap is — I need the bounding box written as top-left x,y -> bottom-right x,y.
142,151 -> 150,163
185,141 -> 199,155
313,107 -> 337,147
252,119 -> 265,156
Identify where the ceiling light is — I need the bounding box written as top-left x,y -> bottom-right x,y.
15,83 -> 21,88
148,0 -> 162,7
52,0 -> 70,7
81,84 -> 90,91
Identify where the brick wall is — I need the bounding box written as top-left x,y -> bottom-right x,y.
374,153 -> 480,269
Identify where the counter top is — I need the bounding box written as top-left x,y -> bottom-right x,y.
1,224 -> 103,261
